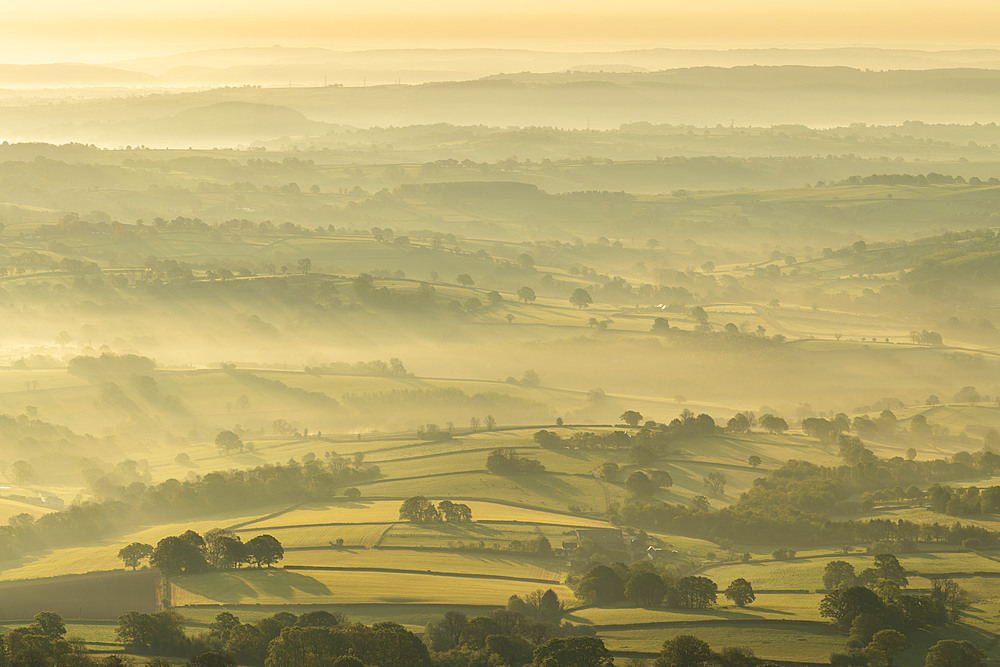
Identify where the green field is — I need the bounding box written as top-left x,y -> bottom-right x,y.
170,569 -> 574,607
597,622 -> 846,662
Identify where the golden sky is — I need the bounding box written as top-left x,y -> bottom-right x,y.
2,0 -> 999,62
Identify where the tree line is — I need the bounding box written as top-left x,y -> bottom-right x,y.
118,529 -> 284,575
398,496 -> 473,523
0,457 -> 378,562
570,560 -> 754,610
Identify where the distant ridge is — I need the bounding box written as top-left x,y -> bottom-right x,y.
0,63 -> 158,87
6,48 -> 1000,90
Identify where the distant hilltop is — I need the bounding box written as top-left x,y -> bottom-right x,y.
7,46 -> 1000,89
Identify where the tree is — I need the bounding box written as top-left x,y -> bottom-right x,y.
954,386 -> 980,403
759,414 -> 788,434
576,565 -> 625,605
344,621 -> 432,667
207,534 -> 247,569
532,636 -> 614,667
823,561 -> 857,590
703,472 -> 726,496
151,535 -> 209,575
527,588 -> 563,623
246,534 -> 285,568
456,274 -> 474,287
188,651 -> 238,667
819,586 -> 884,630
215,430 -> 243,454
570,288 -> 593,309
11,460 -> 34,484
521,369 -> 541,386
929,578 -> 971,620
727,413 -> 750,433
484,414 -> 497,430
225,623 -> 269,666
872,553 -> 908,587
297,258 -> 312,274
716,647 -> 761,667
398,496 -> 440,522
863,628 -> 906,666
118,542 -> 154,570
425,611 -> 466,651
629,443 -> 656,466
650,469 -> 673,488
437,500 -> 472,523
651,317 -> 670,334
620,410 -> 643,427
674,576 -> 717,609
30,611 -> 66,638
625,571 -> 666,606
747,455 -> 762,469
517,286 -> 537,303
924,639 -> 986,667
488,634 -> 535,666
724,578 -> 755,607
655,634 -> 713,667
264,626 -> 350,666
626,471 -> 656,498
117,610 -> 188,655
534,430 -> 563,448
296,610 -> 348,628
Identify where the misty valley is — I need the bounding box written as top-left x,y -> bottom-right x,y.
0,52 -> 998,667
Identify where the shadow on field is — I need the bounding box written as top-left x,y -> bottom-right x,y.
173,572 -> 258,603
174,570 -> 331,603
517,473 -> 585,501
252,570 -> 332,598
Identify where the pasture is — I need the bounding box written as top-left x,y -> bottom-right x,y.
170,568 -> 574,607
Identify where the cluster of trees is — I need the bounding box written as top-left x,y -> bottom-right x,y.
822,555 -> 909,591
119,529 -> 284,575
444,535 -> 552,556
485,449 -> 545,475
220,365 -> 339,409
819,566 -> 973,665
534,410 -> 718,457
649,314 -> 790,346
0,611 -> 132,667
835,172 -> 996,187
613,453 -> 1000,547
423,593 -> 618,667
67,353 -> 155,378
398,496 -> 473,523
725,412 -> 788,435
0,457 -> 377,562
622,469 -> 674,498
117,608 -> 431,666
653,634 -> 783,667
925,483 -> 1000,516
304,358 -> 410,378
571,561 -> 753,610
802,407 -> 977,447
811,554 -> 980,665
